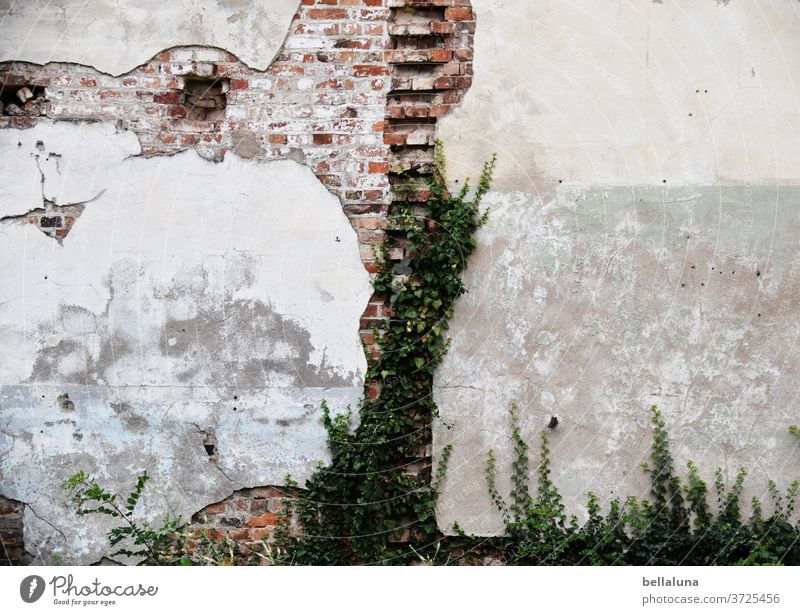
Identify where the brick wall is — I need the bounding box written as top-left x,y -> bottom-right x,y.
0,495 -> 29,565
0,0 -> 475,563
188,487 -> 292,562
1,0 -> 394,358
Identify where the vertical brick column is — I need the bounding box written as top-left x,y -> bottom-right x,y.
382,0 -> 475,517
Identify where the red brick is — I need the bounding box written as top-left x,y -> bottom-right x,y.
429,49 -> 453,63
354,64 -> 389,77
203,502 -> 225,515
229,528 -> 251,541
155,131 -> 176,144
200,529 -> 226,542
167,106 -> 188,118
250,528 -> 271,541
444,7 -> 473,20
363,190 -> 384,201
0,504 -> 19,515
308,8 -> 347,19
246,512 -> 278,528
153,91 -> 182,104
383,132 -> 406,146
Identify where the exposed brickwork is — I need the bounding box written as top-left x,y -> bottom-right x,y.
0,495 -> 30,565
383,0 -> 475,479
188,486 -> 296,561
1,1 -> 395,366
184,0 -> 475,552
1,199 -> 84,243
0,1 -> 391,251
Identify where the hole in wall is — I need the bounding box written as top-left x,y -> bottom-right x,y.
0,198 -> 85,243
0,84 -> 47,116
182,77 -> 229,121
199,430 -> 218,463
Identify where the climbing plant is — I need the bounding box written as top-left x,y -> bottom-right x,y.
273,142 -> 496,564
482,406 -> 800,565
60,137 -> 800,565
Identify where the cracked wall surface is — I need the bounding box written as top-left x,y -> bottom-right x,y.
433,0 -> 800,535
0,122 -> 371,564
0,0 -> 393,563
0,0 -> 300,75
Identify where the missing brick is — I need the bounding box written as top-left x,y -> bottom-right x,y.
182,77 -> 229,121
195,427 -> 218,464
0,84 -> 47,117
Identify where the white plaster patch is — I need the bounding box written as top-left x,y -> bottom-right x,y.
0,122 -> 371,563
0,0 -> 300,75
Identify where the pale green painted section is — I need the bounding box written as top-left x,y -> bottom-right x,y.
434,183 -> 800,536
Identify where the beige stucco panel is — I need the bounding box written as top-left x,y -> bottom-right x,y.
438,0 -> 800,192
0,0 -> 299,75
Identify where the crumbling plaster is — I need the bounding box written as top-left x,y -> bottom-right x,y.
0,122 -> 371,563
434,0 -> 800,535
0,0 -> 300,75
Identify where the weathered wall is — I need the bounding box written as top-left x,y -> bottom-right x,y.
8,0 -> 796,558
0,0 -> 478,564
434,0 -> 800,535
0,0 -> 387,564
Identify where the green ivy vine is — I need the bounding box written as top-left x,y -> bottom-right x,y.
272,142 -> 496,564
479,406 -> 800,565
